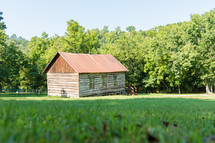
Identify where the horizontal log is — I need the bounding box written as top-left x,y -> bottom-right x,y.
48,87 -> 79,91
48,75 -> 78,77
48,86 -> 78,89
47,73 -> 78,75
48,90 -> 79,93
80,88 -> 125,94
48,82 -> 78,85
48,74 -> 78,77
48,93 -> 79,97
48,78 -> 78,81
48,85 -> 78,87
47,76 -> 78,79
48,90 -> 78,93
48,91 -> 78,94
48,92 -> 78,95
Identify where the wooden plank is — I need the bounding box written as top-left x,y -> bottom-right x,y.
47,55 -> 76,73
48,81 -> 78,84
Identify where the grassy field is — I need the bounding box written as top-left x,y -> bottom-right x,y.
1,94 -> 215,143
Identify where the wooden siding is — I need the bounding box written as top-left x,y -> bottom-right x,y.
47,55 -> 76,73
47,73 -> 79,98
79,73 -> 125,97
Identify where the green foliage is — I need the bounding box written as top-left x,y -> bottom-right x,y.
1,9 -> 215,93
7,34 -> 29,53
100,29 -> 146,88
20,33 -> 51,89
0,12 -> 25,89
0,43 -> 25,88
0,12 -> 6,30
126,26 -> 136,32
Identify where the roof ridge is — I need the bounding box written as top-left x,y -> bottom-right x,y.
59,51 -> 111,55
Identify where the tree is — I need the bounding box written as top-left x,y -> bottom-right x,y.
188,9 -> 215,93
0,12 -> 6,30
20,32 -> 51,89
0,12 -> 7,90
126,26 -> 136,32
0,42 -> 25,88
100,28 -> 146,91
86,28 -> 100,54
7,34 -> 29,53
63,19 -> 88,53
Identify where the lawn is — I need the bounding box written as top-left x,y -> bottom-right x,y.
1,94 -> 215,143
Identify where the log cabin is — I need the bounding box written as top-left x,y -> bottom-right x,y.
43,52 -> 128,98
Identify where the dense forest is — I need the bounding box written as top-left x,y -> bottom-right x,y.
0,9 -> 215,93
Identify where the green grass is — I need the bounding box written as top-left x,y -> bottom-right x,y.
1,94 -> 215,143
0,92 -> 47,97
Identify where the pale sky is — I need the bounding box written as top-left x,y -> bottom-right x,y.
1,0 -> 215,40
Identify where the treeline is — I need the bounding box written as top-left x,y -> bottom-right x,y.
0,9 -> 215,93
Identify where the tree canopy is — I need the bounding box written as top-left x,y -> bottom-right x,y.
1,9 -> 215,93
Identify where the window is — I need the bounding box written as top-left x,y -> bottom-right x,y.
114,76 -> 117,86
102,76 -> 107,88
89,77 -> 94,89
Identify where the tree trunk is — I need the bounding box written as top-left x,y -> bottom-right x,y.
178,86 -> 181,94
210,85 -> 213,93
0,83 -> 2,94
206,84 -> 212,94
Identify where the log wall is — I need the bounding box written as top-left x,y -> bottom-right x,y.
79,73 -> 125,97
47,73 -> 79,98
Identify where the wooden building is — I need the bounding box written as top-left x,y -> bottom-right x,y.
43,52 -> 128,98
